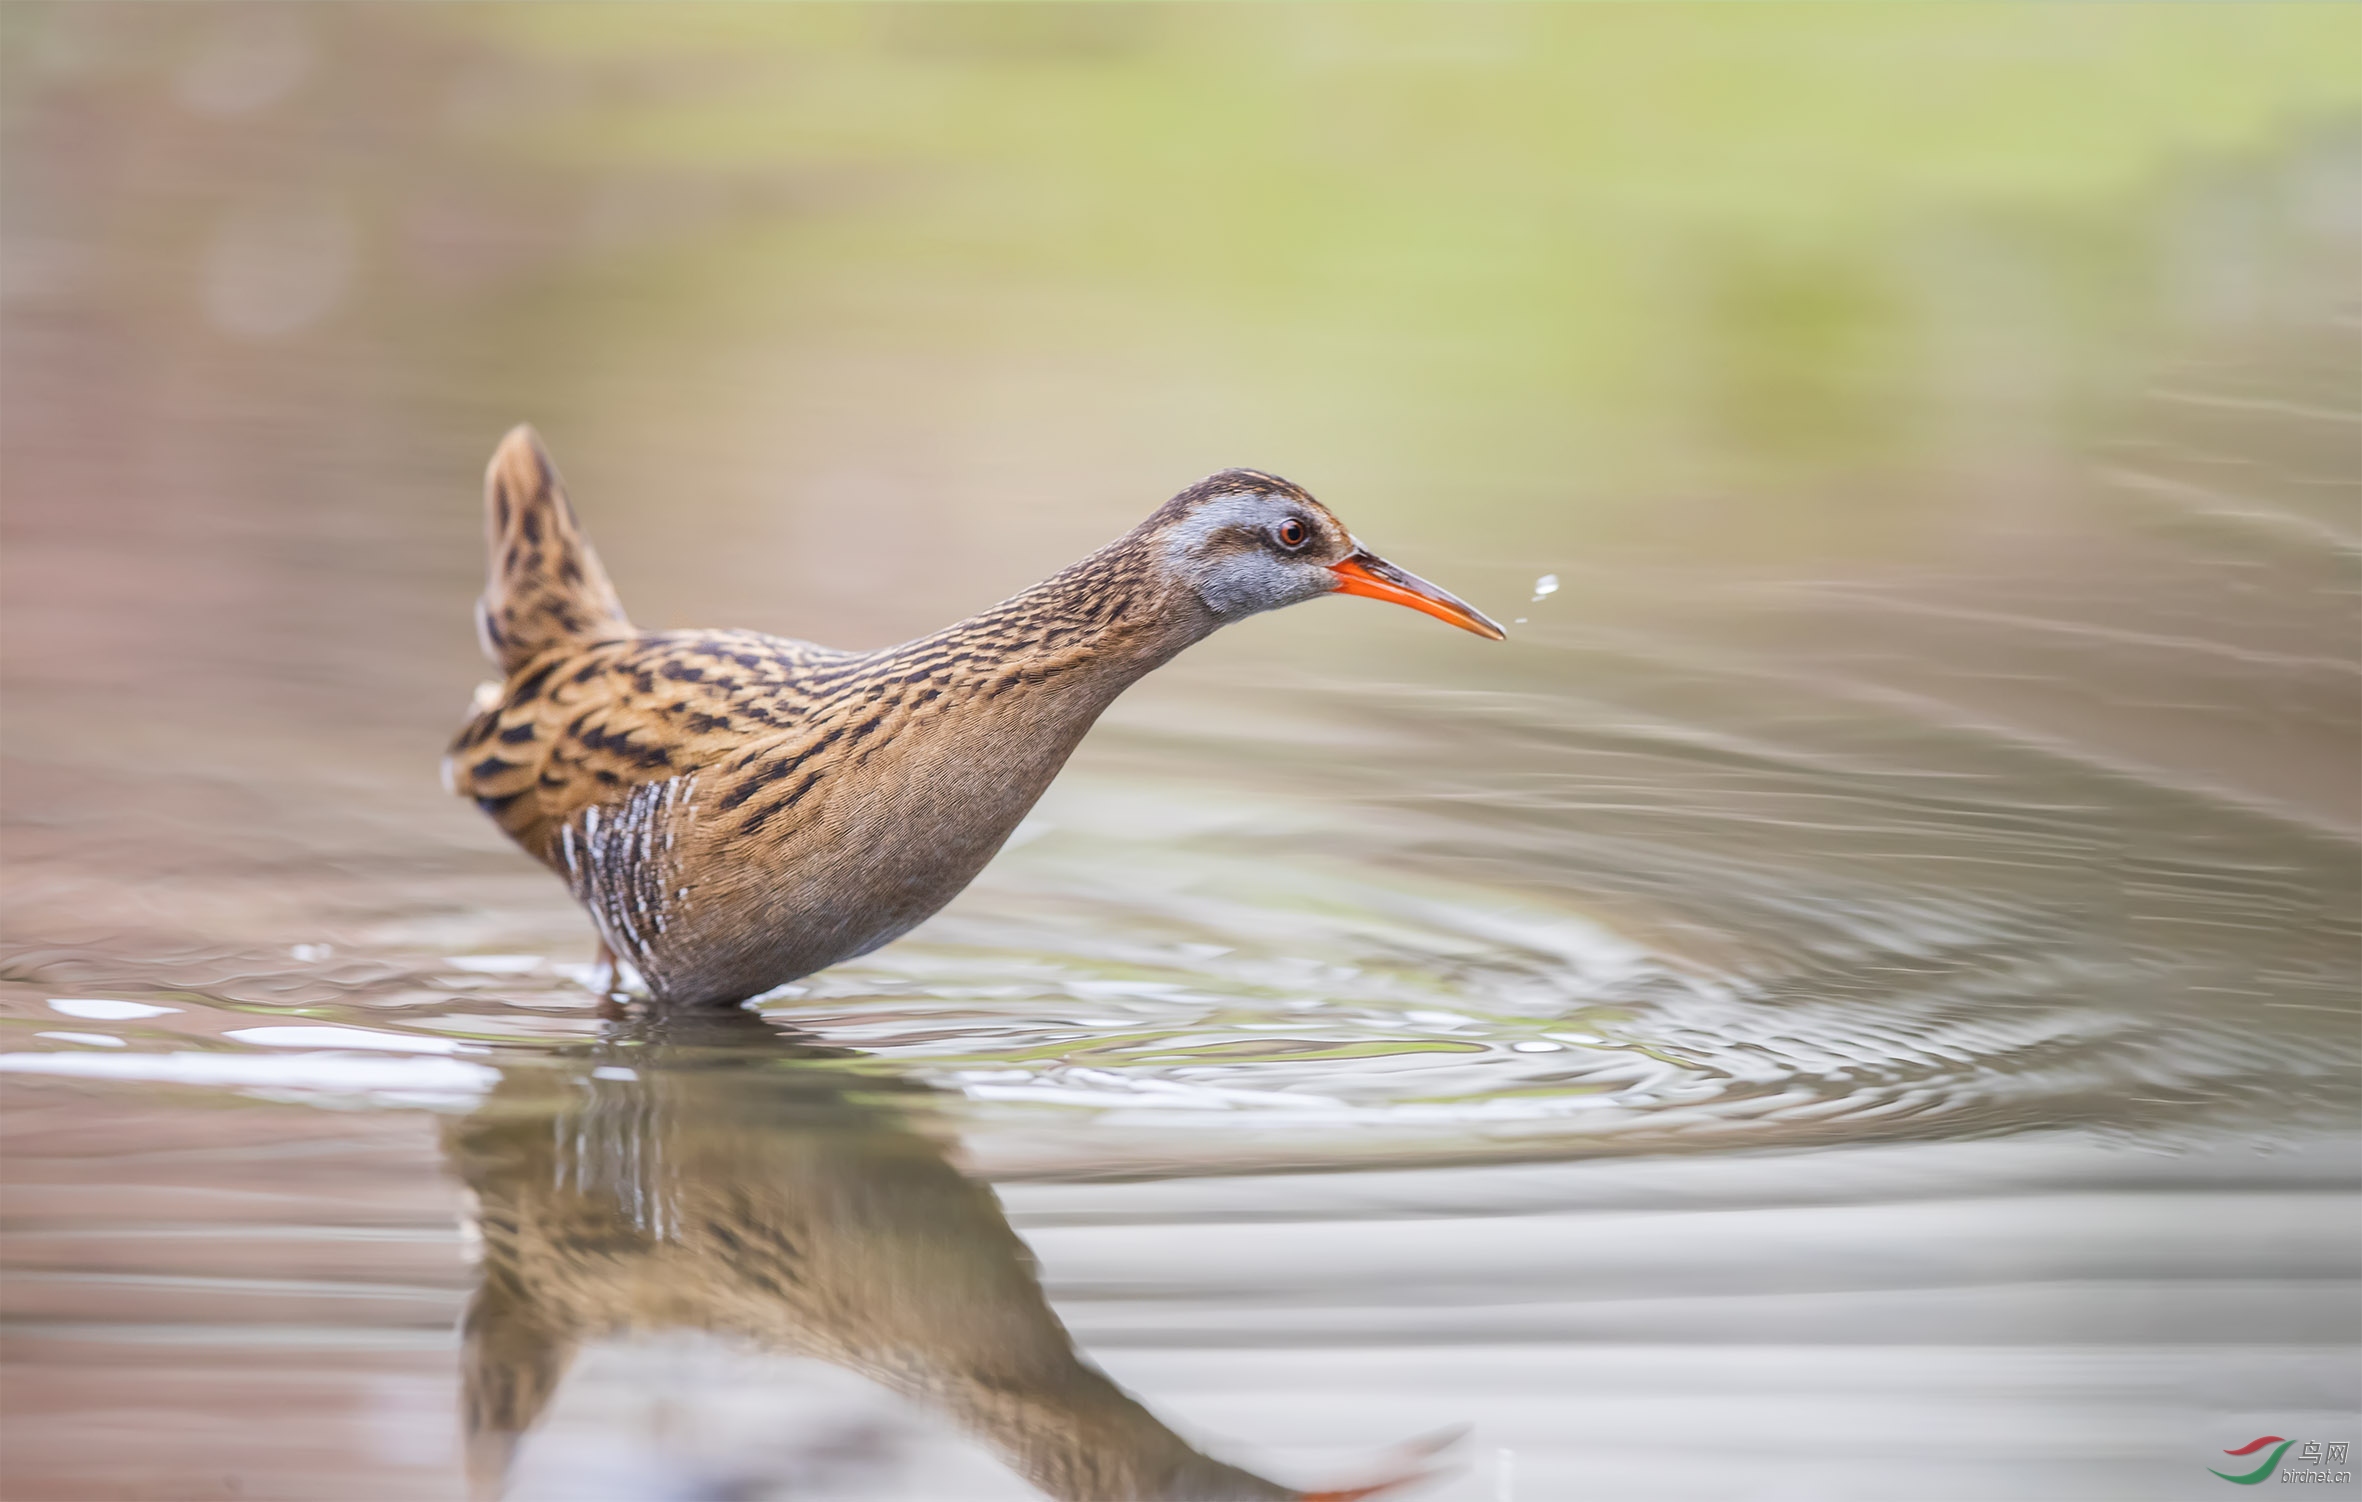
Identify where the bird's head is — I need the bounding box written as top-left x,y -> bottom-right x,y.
1144,468 -> 1505,640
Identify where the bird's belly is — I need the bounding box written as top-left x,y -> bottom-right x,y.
617,723 -> 1081,1007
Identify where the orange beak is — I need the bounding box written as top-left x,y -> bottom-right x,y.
1327,548 -> 1506,640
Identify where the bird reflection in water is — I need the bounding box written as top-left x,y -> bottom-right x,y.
444,1010 -> 1443,1501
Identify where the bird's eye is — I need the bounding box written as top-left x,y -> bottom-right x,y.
1275,518 -> 1309,550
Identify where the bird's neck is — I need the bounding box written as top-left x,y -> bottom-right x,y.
921,532 -> 1211,713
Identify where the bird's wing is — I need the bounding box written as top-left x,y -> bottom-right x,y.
447,629 -> 863,867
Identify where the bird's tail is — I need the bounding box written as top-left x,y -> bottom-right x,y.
474,425 -> 632,676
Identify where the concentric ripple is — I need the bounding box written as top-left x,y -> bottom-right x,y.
745,764 -> 2358,1165
12,743 -> 2343,1178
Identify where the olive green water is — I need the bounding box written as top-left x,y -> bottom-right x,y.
3,7 -> 2358,1500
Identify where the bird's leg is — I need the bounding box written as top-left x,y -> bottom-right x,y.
588,939 -> 619,998
588,939 -> 631,1021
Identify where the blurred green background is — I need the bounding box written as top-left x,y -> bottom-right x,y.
8,1 -> 2356,838
10,3 -> 2358,585
453,1 -> 2361,508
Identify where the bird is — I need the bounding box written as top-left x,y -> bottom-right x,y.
447,425 -> 1502,1009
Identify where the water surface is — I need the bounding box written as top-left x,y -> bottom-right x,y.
4,7 -> 2358,1500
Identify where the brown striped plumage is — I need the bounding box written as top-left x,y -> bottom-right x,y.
448,426 -> 1500,1008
